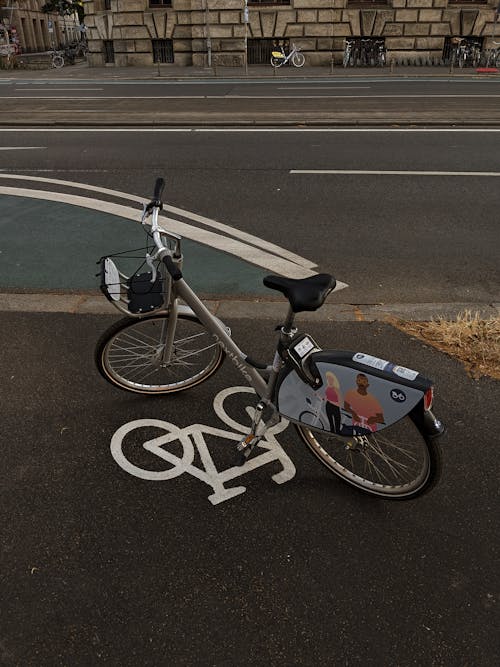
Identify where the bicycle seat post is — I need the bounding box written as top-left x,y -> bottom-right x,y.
281,306 -> 297,338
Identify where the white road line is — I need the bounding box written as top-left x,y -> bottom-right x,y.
0,146 -> 46,150
290,169 -> 500,176
13,87 -> 104,92
277,86 -> 371,90
3,94 -> 500,100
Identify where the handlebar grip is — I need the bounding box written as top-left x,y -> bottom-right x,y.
153,177 -> 165,200
163,255 -> 182,281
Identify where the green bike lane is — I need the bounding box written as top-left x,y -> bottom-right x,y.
0,194 -> 271,297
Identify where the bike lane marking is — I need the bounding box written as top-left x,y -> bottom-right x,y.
110,386 -> 296,506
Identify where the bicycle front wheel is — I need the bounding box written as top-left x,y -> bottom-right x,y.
270,56 -> 282,68
95,313 -> 224,394
292,52 -> 305,67
296,416 -> 440,499
52,55 -> 64,69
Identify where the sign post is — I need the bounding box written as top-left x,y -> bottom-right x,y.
243,0 -> 248,75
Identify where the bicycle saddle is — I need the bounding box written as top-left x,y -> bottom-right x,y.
263,273 -> 336,313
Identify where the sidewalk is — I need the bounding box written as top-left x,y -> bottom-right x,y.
2,59 -> 499,81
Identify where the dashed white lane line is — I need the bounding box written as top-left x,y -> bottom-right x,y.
0,146 -> 46,150
290,169 -> 500,176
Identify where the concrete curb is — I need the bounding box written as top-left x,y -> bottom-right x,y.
1,292 -> 498,322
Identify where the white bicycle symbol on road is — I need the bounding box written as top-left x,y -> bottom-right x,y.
110,387 -> 296,505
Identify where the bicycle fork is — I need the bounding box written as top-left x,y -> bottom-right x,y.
236,400 -> 281,466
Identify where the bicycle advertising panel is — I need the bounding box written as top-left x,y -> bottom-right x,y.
276,350 -> 431,436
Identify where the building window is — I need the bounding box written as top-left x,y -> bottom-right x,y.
248,1 -> 290,5
104,0 -> 112,9
152,38 -> 174,63
149,1 -> 172,7
103,40 -> 115,63
248,38 -> 284,64
347,0 -> 388,5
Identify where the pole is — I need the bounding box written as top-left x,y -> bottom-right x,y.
204,0 -> 211,69
243,0 -> 248,75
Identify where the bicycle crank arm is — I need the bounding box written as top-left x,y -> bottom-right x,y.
235,434 -> 262,466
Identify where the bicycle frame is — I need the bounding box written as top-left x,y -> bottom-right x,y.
146,210 -> 280,404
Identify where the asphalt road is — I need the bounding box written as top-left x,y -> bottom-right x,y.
1,76 -> 500,125
1,311 -> 498,666
1,71 -> 499,666
1,128 -> 499,307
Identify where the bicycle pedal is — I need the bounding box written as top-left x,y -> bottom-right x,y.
235,435 -> 260,466
236,434 -> 258,453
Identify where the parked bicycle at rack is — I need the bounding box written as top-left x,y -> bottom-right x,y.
271,43 -> 305,68
479,46 -> 500,67
449,37 -> 481,68
343,38 -> 386,67
95,178 -> 445,500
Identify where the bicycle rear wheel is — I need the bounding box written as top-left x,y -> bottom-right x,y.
95,313 -> 224,394
296,415 -> 440,499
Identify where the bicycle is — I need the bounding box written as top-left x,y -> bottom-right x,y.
270,43 -> 305,68
343,39 -> 354,68
95,178 -> 445,500
50,48 -> 65,69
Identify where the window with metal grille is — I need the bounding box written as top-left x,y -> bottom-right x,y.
152,39 -> 174,63
149,0 -> 172,7
104,0 -> 112,9
248,38 -> 288,65
248,1 -> 290,5
347,0 -> 388,5
103,40 -> 114,63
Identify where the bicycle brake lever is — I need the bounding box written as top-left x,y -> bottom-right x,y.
145,253 -> 157,283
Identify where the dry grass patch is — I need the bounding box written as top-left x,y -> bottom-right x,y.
393,311 -> 500,380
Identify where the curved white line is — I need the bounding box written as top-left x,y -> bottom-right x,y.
0,173 -> 316,271
1,186 -> 336,281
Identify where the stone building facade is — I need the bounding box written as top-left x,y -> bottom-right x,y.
0,0 -> 80,54
83,0 -> 500,67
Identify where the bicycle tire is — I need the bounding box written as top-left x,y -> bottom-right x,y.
292,52 -> 305,68
270,56 -> 282,68
295,415 -> 441,499
52,54 -> 64,69
95,313 -> 225,394
297,410 -> 325,430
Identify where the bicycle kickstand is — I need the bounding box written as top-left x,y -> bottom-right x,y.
235,401 -> 280,466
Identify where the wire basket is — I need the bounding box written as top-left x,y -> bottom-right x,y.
98,247 -> 171,316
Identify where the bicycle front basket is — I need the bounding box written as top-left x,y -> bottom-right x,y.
99,254 -> 170,315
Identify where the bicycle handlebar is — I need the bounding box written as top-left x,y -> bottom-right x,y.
142,178 -> 184,281
153,177 -> 165,201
